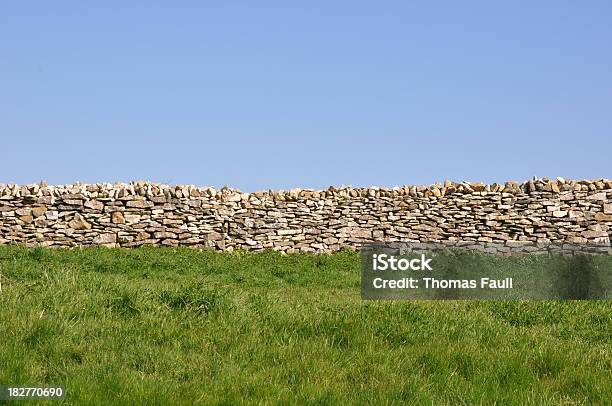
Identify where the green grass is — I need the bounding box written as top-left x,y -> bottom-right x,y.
0,246 -> 610,405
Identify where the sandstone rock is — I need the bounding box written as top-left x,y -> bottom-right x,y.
373,230 -> 384,239
84,200 -> 104,211
38,196 -> 53,205
124,214 -> 141,223
15,208 -> 31,216
161,238 -> 179,246
93,233 -> 116,245
111,212 -> 125,224
526,180 -> 536,193
126,200 -> 153,208
581,230 -> 608,239
68,214 -> 91,230
544,181 -> 560,193
31,206 -> 47,218
154,231 -> 177,239
586,192 -> 607,201
277,229 -> 302,236
20,215 -> 33,224
136,231 -> 151,241
63,199 -> 83,206
117,234 -> 134,243
604,203 -> 612,214
505,240 -> 532,247
594,213 -> 612,222
471,182 -> 486,192
34,218 -> 48,227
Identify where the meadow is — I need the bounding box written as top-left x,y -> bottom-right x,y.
0,246 -> 610,405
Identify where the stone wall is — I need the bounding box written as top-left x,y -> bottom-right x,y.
0,178 -> 611,253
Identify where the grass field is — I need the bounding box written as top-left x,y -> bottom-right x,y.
0,246 -> 611,405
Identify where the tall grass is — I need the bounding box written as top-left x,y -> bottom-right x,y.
0,246 -> 610,404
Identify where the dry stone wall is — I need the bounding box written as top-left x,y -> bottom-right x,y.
1,178 -> 611,253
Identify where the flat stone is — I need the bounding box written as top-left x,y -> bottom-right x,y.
505,240 -> 532,247
202,232 -> 223,241
93,233 -> 116,244
161,238 -> 179,246
63,199 -> 83,206
124,214 -> 141,223
154,231 -> 177,239
586,192 -> 607,201
126,200 -> 153,208
581,230 -> 608,239
594,213 -> 612,222
84,200 -> 104,211
277,229 -> 302,236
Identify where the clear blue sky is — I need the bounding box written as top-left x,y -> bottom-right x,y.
2,2 -> 610,191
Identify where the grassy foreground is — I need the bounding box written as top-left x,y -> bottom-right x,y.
0,246 -> 611,405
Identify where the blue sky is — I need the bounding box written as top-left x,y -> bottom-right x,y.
1,1 -> 610,191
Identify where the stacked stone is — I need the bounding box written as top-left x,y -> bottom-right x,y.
0,178 -> 610,253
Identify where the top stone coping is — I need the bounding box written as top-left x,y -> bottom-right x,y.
0,178 -> 611,201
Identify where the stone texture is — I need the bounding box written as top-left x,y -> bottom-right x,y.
84,200 -> 104,211
31,206 -> 47,218
0,179 -> 609,252
19,215 -> 33,224
93,233 -> 117,245
68,213 -> 91,230
111,211 -> 125,224
594,213 -> 612,222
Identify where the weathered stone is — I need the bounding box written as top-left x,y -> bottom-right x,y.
31,206 -> 47,218
586,192 -> 607,201
84,200 -> 104,211
544,181 -> 560,193
581,230 -> 608,239
161,238 -> 179,246
111,211 -> 125,224
136,231 -> 151,241
15,208 -> 31,216
124,214 -> 141,223
277,229 -> 302,236
68,214 -> 91,230
594,213 -> 612,222
154,231 -> 177,239
473,182 -> 487,192
20,215 -> 33,224
126,200 -> 153,208
93,233 -> 117,245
